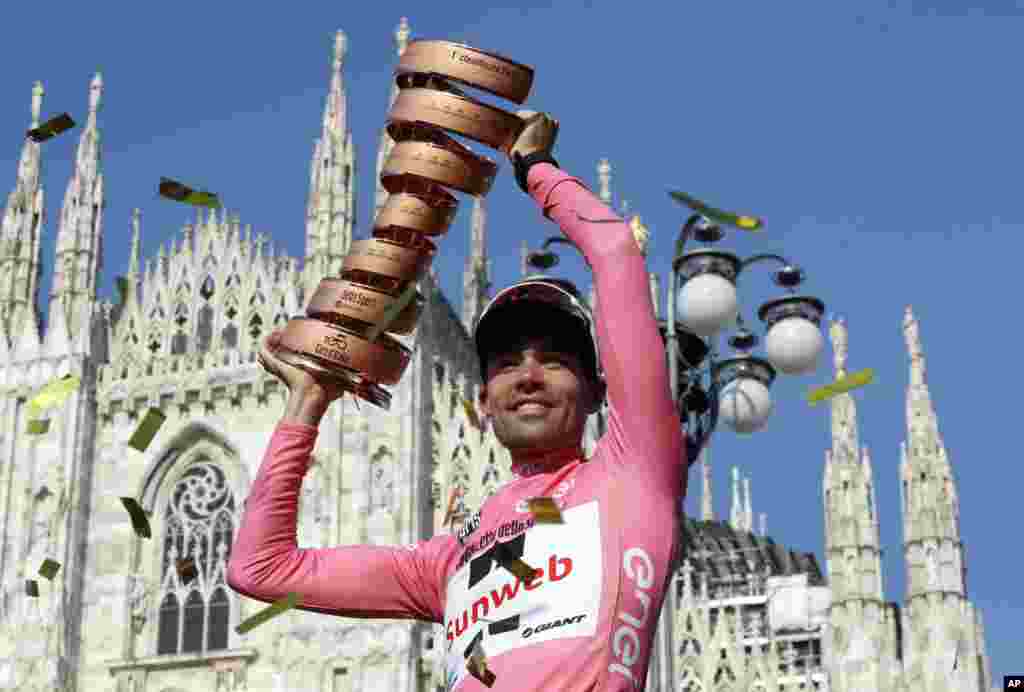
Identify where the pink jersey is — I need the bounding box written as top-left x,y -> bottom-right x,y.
227,163 -> 687,691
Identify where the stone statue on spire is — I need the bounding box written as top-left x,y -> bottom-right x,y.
31,82 -> 43,128
89,73 -> 103,113
128,208 -> 141,278
903,304 -> 923,360
597,158 -> 611,204
333,30 -> 347,68
829,315 -> 848,376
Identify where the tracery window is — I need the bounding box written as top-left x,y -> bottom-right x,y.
196,304 -> 214,352
369,446 -> 395,512
156,461 -> 236,655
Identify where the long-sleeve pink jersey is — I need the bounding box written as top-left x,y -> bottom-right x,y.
227,163 -> 687,691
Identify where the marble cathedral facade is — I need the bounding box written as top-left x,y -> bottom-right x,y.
0,16 -> 992,692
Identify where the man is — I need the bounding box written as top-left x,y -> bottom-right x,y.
227,111 -> 688,691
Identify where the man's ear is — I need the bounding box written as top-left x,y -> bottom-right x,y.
477,386 -> 491,418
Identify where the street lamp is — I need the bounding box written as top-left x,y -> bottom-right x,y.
525,209 -> 826,464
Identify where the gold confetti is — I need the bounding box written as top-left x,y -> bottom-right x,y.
807,367 -> 875,406
176,557 -> 198,586
669,190 -> 763,232
158,177 -> 221,209
235,592 -> 300,635
25,580 -> 39,598
442,487 -> 464,529
466,638 -> 496,688
120,497 -> 152,539
461,398 -> 481,430
38,559 -> 60,581
26,419 -> 49,435
26,113 -> 75,143
29,375 -> 81,414
493,542 -> 538,583
527,497 -> 564,524
128,408 -> 166,452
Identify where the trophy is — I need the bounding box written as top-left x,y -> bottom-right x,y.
275,41 -> 536,409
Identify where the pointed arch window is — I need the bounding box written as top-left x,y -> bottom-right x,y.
200,276 -> 215,301
196,304 -> 214,352
155,460 -> 236,656
221,323 -> 238,350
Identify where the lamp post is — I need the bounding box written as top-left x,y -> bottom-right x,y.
525,211 -> 826,466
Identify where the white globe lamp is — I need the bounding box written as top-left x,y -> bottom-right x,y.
765,317 -> 824,375
677,273 -> 738,337
719,377 -> 773,434
758,295 -> 827,376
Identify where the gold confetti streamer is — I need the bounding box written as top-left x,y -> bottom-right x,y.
158,177 -> 221,209
28,375 -> 81,415
442,487 -> 464,529
38,559 -> 60,581
26,420 -> 50,435
527,497 -> 564,524
120,497 -> 152,539
25,580 -> 39,598
669,190 -> 763,232
466,638 -> 497,688
128,408 -> 166,452
176,557 -> 198,586
493,542 -> 538,583
807,367 -> 875,406
235,592 -> 300,635
461,398 -> 482,431
26,113 -> 76,143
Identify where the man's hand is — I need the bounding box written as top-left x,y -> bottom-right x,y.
258,330 -> 350,425
509,111 -> 560,193
508,110 -> 559,163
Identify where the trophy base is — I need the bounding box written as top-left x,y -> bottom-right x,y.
274,348 -> 393,410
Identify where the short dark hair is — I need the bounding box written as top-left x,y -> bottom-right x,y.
476,303 -> 599,385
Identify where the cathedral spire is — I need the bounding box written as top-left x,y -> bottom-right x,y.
743,476 -> 753,532
898,306 -> 980,691
303,30 -> 355,302
374,17 -> 413,221
128,208 -> 141,280
729,466 -> 743,530
700,446 -> 714,521
48,72 -> 105,351
900,305 -> 962,595
822,315 -> 885,611
0,81 -> 47,344
462,196 -> 490,333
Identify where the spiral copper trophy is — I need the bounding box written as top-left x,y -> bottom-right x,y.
275,41 -> 535,409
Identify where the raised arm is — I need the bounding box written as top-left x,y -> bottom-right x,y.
226,338 -> 455,622
525,162 -> 685,490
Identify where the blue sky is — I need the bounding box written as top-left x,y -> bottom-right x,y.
1,0 -> 1019,681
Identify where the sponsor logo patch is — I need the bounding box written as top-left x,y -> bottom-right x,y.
522,614 -> 586,639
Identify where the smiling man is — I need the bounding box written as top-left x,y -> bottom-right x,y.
227,111 -> 689,691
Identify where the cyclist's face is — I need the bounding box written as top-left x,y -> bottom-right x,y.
479,336 -> 598,457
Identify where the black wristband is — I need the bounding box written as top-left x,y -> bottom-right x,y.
513,151 -> 560,194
